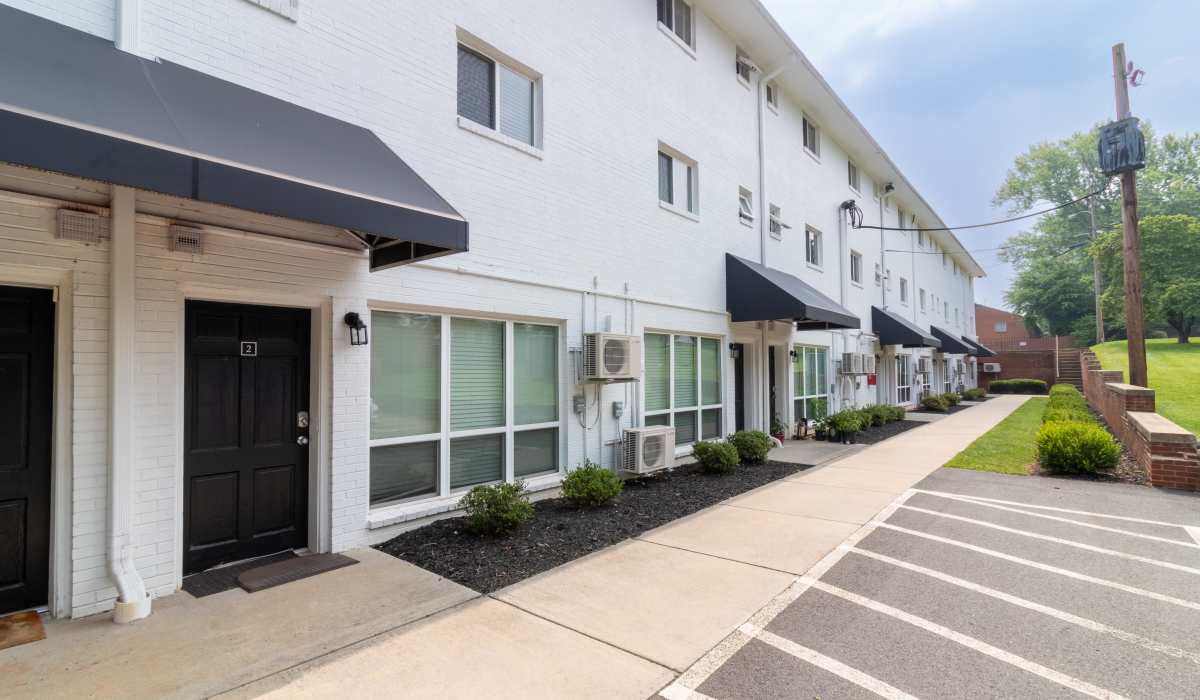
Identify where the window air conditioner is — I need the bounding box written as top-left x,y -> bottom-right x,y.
916,357 -> 930,374
840,352 -> 864,375
983,362 -> 1002,373
622,426 -> 676,474
862,354 -> 876,375
583,333 -> 641,382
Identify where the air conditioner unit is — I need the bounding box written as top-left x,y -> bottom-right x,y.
916,357 -> 930,374
622,426 -> 675,474
955,359 -> 965,375
840,352 -> 864,375
583,333 -> 641,382
983,362 -> 1002,373
862,354 -> 876,375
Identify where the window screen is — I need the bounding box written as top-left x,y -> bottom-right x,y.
457,45 -> 494,128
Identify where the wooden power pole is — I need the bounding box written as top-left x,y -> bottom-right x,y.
1111,43 -> 1148,387
1088,196 -> 1105,343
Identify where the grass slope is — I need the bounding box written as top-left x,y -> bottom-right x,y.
945,397 -> 1048,475
1092,338 -> 1200,435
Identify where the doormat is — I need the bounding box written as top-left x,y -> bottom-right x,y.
0,610 -> 46,651
238,553 -> 358,593
182,551 -> 297,598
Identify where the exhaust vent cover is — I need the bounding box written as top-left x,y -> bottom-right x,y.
169,225 -> 204,254
56,209 -> 105,243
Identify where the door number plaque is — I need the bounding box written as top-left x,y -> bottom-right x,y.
240,341 -> 258,357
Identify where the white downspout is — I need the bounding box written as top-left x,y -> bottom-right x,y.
115,0 -> 142,56
108,186 -> 151,623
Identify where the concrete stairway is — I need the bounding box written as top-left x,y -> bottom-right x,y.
1058,349 -> 1084,390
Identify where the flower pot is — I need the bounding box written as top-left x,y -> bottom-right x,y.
771,431 -> 785,443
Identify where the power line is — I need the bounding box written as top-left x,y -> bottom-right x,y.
851,184 -> 1111,233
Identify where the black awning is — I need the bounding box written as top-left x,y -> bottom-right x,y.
872,306 -> 940,348
931,326 -> 972,354
961,336 -> 997,357
726,255 -> 860,329
0,5 -> 466,271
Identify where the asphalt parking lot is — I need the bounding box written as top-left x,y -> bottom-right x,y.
668,467 -> 1200,700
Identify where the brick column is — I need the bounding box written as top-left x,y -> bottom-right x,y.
1129,412 -> 1200,491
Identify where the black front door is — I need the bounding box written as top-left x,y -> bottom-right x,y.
184,301 -> 310,574
0,285 -> 53,614
733,344 -> 746,431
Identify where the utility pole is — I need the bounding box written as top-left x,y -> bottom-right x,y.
1087,196 -> 1105,343
1111,43 -> 1147,387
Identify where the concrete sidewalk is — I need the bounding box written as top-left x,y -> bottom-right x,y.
219,396 -> 1028,699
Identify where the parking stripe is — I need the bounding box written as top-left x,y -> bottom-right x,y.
1187,527 -> 1200,546
913,489 -> 1199,529
846,547 -> 1200,666
741,623 -> 919,700
805,579 -> 1130,700
912,491 -> 1200,549
875,522 -> 1200,612
897,504 -> 1200,576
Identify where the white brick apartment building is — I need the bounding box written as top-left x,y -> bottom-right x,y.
0,0 -> 985,622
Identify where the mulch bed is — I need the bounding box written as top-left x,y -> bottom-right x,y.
854,419 -> 925,445
912,403 -> 973,416
375,460 -> 811,593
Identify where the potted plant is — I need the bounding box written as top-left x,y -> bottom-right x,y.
770,417 -> 787,443
829,410 -> 863,444
813,416 -> 829,441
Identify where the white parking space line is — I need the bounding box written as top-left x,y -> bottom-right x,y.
876,522 -> 1200,613
1187,527 -> 1200,546
913,490 -> 1200,529
897,504 -> 1200,576
741,623 -> 920,700
847,547 -> 1200,666
657,684 -> 718,700
912,490 -> 1200,549
807,579 -> 1129,700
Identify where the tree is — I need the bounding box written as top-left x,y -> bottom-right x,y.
1095,215 -> 1200,343
994,125 -> 1200,343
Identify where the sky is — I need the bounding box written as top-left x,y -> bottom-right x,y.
761,0 -> 1200,308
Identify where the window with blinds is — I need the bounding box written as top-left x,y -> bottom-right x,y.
644,332 -> 722,445
457,42 -> 540,147
793,346 -> 829,424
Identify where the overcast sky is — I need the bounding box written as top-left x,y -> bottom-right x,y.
761,0 -> 1200,308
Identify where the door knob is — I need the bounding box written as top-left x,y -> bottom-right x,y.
297,436 -> 309,446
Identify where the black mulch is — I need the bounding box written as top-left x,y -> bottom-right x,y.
853,419 -> 925,445
911,403 -> 973,415
375,460 -> 812,594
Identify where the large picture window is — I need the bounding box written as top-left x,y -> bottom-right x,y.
644,333 -> 722,444
896,354 -> 912,405
369,311 -> 561,507
792,346 -> 829,424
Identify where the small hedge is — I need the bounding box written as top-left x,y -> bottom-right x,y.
728,430 -> 772,465
461,482 -> 534,535
988,378 -> 1048,394
1035,421 -> 1120,473
962,388 -> 986,401
561,460 -> 623,506
941,392 -> 962,407
921,394 -> 949,412
1043,384 -> 1095,425
693,440 -> 739,474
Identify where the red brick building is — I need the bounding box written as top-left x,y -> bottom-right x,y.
976,303 -> 1033,344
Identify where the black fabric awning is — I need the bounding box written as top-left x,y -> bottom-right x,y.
726,254 -> 860,329
872,306 -> 940,348
0,5 -> 466,271
961,336 -> 997,357
931,326 -> 972,354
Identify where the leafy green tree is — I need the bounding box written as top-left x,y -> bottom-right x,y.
1095,215 -> 1200,343
994,125 -> 1200,342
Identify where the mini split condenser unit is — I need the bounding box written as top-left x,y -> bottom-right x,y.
862,354 -> 876,375
622,426 -> 675,474
582,333 -> 641,382
840,352 -> 875,375
916,357 -> 930,374
982,362 -> 1002,373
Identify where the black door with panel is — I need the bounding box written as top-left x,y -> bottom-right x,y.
733,343 -> 746,432
184,301 -> 310,574
0,286 -> 53,614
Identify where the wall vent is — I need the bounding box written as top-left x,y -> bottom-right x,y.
56,209 -> 106,243
169,225 -> 205,254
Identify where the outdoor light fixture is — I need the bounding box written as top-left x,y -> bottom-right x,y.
789,349 -> 799,360
728,343 -> 741,359
344,312 -> 369,346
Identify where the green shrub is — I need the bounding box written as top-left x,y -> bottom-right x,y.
1043,384 -> 1096,425
692,440 -> 739,474
461,482 -> 534,535
866,404 -> 891,427
941,392 -> 962,407
828,409 -> 865,434
561,460 -> 623,506
962,388 -> 986,401
921,394 -> 949,412
988,378 -> 1049,394
1035,421 -> 1120,473
729,430 -> 772,464
884,405 -> 907,422
1042,407 -> 1093,424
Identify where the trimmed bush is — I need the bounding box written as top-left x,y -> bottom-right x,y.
988,378 -> 1048,394
866,404 -> 891,427
884,405 -> 907,422
729,430 -> 772,465
693,440 -> 739,474
828,409 -> 865,435
921,394 -> 949,412
1035,421 -> 1120,474
962,388 -> 986,401
1043,384 -> 1096,425
941,392 -> 962,407
1042,407 -> 1093,424
461,482 -> 534,535
561,460 -> 623,506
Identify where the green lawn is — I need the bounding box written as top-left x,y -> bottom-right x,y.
1092,338 -> 1200,435
945,397 -> 1049,475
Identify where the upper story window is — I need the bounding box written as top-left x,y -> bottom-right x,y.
738,187 -> 754,226
769,203 -> 788,238
897,207 -> 906,230
919,288 -> 927,311
802,116 -> 820,157
994,321 -> 1007,333
847,161 -> 861,192
805,226 -> 823,266
658,146 -> 698,215
917,230 -> 926,248
942,251 -> 948,267
657,0 -> 694,48
900,278 -> 909,304
955,307 -> 960,326
457,42 -> 540,147
766,82 -> 779,110
944,301 -> 950,320
850,251 -> 863,285
735,47 -> 752,83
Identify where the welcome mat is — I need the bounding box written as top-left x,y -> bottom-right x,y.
0,610 -> 46,651
237,553 -> 358,593
182,551 -> 297,598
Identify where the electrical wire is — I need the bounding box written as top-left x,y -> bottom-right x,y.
851,183 -> 1112,233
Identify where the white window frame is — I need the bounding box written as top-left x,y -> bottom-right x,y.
658,143 -> 699,219
895,354 -> 912,405
850,250 -> 863,286
805,225 -> 823,267
802,115 -> 820,158
943,357 -> 954,394
456,35 -> 543,153
658,0 -> 696,53
944,301 -> 950,321
766,82 -> 779,112
921,360 -> 932,399
367,310 -> 564,509
738,187 -> 755,227
769,203 -> 787,238
994,320 -> 1008,333
643,332 -> 723,447
847,160 -> 861,193
735,46 -> 752,86
899,277 -> 909,305
919,288 -> 927,312
792,345 -> 830,426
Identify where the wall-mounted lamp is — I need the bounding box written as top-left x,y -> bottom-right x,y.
344,312 -> 369,346
789,349 -> 799,360
728,343 -> 741,360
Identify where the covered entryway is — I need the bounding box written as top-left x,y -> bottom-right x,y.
184,301 -> 311,574
0,285 -> 53,614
